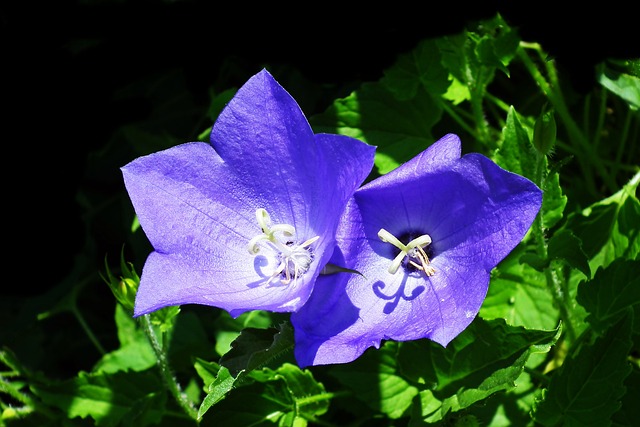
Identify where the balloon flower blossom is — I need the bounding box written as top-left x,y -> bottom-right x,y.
121,69 -> 375,317
291,133 -> 542,366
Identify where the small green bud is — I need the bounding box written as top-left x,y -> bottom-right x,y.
533,108 -> 557,155
101,248 -> 140,314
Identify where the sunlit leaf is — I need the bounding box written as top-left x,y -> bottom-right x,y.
309,81 -> 442,175
533,313 -> 633,426
31,370 -> 166,427
481,246 -> 559,331
401,318 -> 559,423
577,259 -> 640,335
329,342 -> 419,419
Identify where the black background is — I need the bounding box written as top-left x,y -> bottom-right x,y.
3,1 -> 639,295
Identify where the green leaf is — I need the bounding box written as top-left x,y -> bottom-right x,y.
166,310 -> 216,373
400,318 -> 559,423
198,323 -> 297,419
566,171 -> 640,269
597,62 -> 640,109
380,38 -> 450,100
494,104 -> 570,231
577,259 -> 640,335
198,366 -> 235,420
219,323 -> 295,377
257,363 -> 329,420
548,229 -> 591,278
309,81 -> 442,175
437,14 -> 519,95
494,106 -> 536,180
199,381 -> 291,426
612,369 -> 640,426
200,364 -> 327,426
533,313 -> 633,426
481,246 -> 559,331
213,310 -> 274,357
329,341 -> 419,419
31,370 -> 166,427
542,165 -> 568,230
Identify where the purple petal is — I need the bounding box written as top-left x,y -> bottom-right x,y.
122,142 -> 306,316
121,70 -> 375,317
209,69 -> 321,230
292,134 -> 541,366
361,133 -> 461,192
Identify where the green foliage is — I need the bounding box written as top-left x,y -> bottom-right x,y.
532,314 -> 633,426
2,12 -> 639,427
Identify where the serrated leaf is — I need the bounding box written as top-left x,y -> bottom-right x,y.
380,38 -> 450,100
577,259 -> 640,335
92,305 -> 156,374
402,318 -> 559,423
533,313 -> 633,427
258,363 -> 329,419
213,310 -> 274,356
199,382 -> 295,426
612,369 -> 640,426
198,366 -> 235,420
548,229 -> 591,278
481,246 -> 559,331
193,357 -> 221,389
329,342 -> 418,419
494,107 -> 536,180
566,171 -> 640,269
200,364 -> 326,426
437,15 -> 519,99
542,166 -> 568,230
309,81 -> 442,175
31,369 -> 166,427
219,323 -> 295,377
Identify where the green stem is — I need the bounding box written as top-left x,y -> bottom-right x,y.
140,315 -> 199,423
612,107 -> 634,180
71,306 -> 106,356
470,83 -> 494,148
533,152 -> 576,343
0,351 -> 57,419
440,101 -> 478,139
518,45 -> 618,196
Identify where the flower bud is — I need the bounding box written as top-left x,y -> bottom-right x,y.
533,108 -> 557,155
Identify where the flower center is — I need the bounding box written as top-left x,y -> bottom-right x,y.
378,228 -> 436,276
248,208 -> 319,285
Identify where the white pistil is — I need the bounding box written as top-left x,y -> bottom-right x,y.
248,208 -> 319,285
378,228 -> 435,276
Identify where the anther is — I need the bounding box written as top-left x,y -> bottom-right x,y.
378,228 -> 435,276
249,209 -> 319,285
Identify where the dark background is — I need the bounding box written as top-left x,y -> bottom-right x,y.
3,1 -> 639,295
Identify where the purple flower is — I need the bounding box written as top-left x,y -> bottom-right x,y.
121,69 -> 375,317
291,134 -> 542,366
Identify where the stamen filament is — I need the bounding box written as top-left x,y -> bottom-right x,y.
378,228 -> 435,276
249,209 -> 319,285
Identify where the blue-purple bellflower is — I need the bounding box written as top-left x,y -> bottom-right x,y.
121,69 -> 375,318
291,133 -> 542,366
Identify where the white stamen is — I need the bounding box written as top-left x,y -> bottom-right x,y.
378,228 -> 435,276
248,209 -> 319,285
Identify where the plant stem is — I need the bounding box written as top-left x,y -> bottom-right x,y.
140,314 -> 199,423
71,305 -> 106,356
532,152 -> 576,343
518,44 -> 618,196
